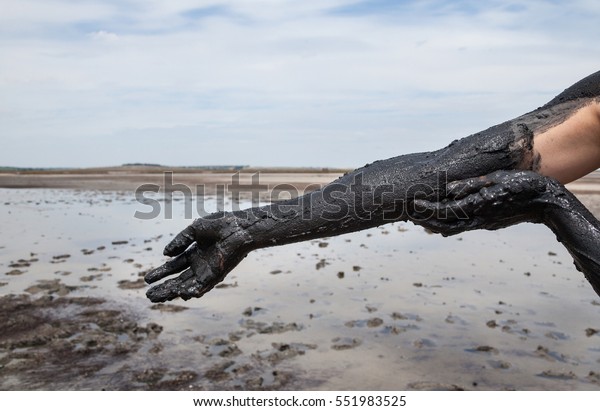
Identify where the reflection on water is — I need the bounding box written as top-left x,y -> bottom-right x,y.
1,188 -> 600,390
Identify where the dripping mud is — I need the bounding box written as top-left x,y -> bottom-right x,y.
2,173 -> 600,390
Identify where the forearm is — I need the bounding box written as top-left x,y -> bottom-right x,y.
541,187 -> 600,295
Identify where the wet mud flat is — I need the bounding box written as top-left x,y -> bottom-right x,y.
2,188 -> 600,390
0,292 -> 318,390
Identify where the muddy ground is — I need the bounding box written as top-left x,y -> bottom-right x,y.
2,180 -> 600,390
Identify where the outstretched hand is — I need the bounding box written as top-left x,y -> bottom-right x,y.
144,213 -> 251,302
409,170 -> 562,236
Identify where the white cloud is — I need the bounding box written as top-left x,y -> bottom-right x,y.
89,30 -> 119,42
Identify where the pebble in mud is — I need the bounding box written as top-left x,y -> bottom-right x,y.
9,257 -> 38,268
537,370 -> 577,380
240,319 -> 302,334
344,318 -> 384,328
331,337 -> 361,350
367,318 -> 384,327
6,269 -> 25,276
488,360 -> 511,369
544,331 -> 569,340
256,342 -> 318,366
534,345 -> 568,363
242,307 -> 264,317
203,339 -> 242,358
87,265 -> 111,272
444,314 -> 467,325
380,325 -> 416,335
204,360 -> 235,382
223,364 -> 294,390
486,320 -> 498,328
134,368 -> 166,385
25,279 -> 78,296
315,259 -> 328,270
407,381 -> 465,391
134,368 -> 198,389
413,338 -> 436,349
155,370 -> 198,389
150,304 -> 189,313
467,345 -> 499,354
215,281 -> 238,289
587,371 -> 600,385
228,331 -> 245,342
391,312 -> 422,322
80,274 -> 102,282
117,278 -> 146,290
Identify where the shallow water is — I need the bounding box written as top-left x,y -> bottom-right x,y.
1,188 -> 600,390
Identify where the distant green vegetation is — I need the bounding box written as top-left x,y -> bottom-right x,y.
122,163 -> 250,170
121,163 -> 164,167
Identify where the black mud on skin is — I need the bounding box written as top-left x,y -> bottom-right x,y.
411,169 -> 600,296
146,70 -> 600,302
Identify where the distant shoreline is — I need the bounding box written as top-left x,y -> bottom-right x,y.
0,166 -> 348,193
0,165 -> 351,175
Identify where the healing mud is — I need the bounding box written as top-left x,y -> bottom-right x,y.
0,293 -> 164,390
2,187 -> 600,390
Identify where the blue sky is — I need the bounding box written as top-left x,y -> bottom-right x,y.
1,0 -> 600,168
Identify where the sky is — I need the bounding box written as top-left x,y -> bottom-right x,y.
1,0 -> 600,168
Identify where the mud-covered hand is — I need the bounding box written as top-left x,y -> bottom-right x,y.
409,170 -> 565,236
410,169 -> 600,297
144,213 -> 252,302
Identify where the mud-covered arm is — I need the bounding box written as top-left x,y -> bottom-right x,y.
144,120 -> 539,303
411,170 -> 600,296
144,70 -> 600,303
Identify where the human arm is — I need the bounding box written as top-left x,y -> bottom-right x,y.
409,170 -> 600,295
408,96 -> 600,296
144,120 -> 536,303
534,101 -> 600,183
145,70 -> 600,302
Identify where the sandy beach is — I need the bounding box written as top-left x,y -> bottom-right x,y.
2,168 -> 600,390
